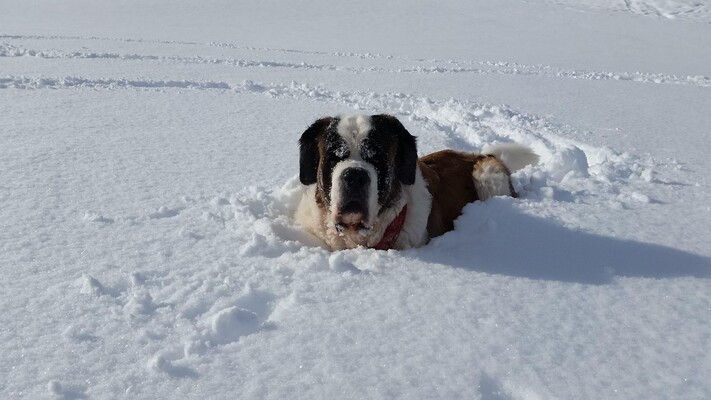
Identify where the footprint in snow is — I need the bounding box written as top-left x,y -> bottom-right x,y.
202,288 -> 276,346
147,354 -> 199,379
209,306 -> 262,344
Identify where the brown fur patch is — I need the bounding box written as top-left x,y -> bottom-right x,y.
314,133 -> 329,208
420,150 -> 514,238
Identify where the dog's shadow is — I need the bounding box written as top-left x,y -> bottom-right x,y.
410,198 -> 711,284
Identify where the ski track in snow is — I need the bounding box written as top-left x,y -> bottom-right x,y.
2,35 -> 710,87
2,29 -> 710,400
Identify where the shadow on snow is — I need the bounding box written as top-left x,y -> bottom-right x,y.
413,198 -> 711,284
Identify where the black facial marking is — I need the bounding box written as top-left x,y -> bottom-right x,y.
374,115 -> 418,185
369,114 -> 418,209
298,117 -> 332,185
360,134 -> 392,205
318,119 -> 349,203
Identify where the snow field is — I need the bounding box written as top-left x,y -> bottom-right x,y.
2,83 -> 708,399
2,2 -> 711,399
534,0 -> 711,22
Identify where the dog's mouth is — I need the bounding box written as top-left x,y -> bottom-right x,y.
335,219 -> 373,234
334,200 -> 373,236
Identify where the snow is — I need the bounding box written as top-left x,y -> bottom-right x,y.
1,0 -> 710,399
533,0 -> 711,22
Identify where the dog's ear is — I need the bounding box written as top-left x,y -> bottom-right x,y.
298,117 -> 332,185
395,124 -> 418,185
373,114 -> 418,185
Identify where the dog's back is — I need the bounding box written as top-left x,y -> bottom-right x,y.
419,145 -> 537,238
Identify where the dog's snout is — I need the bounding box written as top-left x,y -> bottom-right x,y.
342,167 -> 370,189
336,167 -> 371,222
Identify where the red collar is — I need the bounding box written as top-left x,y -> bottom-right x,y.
372,205 -> 408,250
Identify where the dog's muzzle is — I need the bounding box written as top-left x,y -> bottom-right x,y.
335,167 -> 371,230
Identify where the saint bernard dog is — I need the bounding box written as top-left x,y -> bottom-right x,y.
295,114 -> 539,250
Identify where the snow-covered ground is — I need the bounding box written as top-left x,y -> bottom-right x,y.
2,1 -> 710,399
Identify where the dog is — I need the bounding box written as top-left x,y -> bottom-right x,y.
294,114 -> 538,250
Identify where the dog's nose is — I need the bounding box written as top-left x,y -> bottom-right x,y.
341,167 -> 370,189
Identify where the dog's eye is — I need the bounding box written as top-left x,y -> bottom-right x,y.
325,134 -> 349,159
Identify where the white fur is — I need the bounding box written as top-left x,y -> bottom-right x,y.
294,184 -> 352,250
294,184 -> 324,242
336,114 -> 371,159
482,143 -> 539,172
393,166 -> 432,249
472,160 -> 512,200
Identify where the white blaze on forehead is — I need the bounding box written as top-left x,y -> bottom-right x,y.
336,114 -> 372,159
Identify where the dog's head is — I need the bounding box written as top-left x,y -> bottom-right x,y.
299,114 -> 417,243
